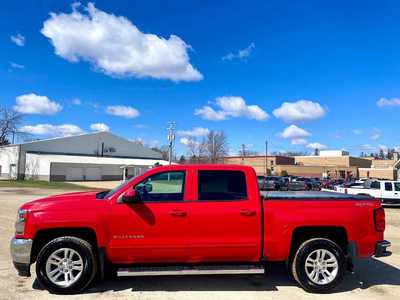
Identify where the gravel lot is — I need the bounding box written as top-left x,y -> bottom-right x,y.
0,187 -> 399,300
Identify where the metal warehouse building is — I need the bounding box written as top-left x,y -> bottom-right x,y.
0,132 -> 169,181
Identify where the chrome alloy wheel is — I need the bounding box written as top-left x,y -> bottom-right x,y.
45,248 -> 83,287
304,249 -> 338,285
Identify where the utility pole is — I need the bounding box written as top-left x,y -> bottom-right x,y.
241,144 -> 246,164
265,140 -> 268,175
166,121 -> 176,165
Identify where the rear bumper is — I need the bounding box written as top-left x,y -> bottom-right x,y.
375,240 -> 392,257
10,238 -> 32,277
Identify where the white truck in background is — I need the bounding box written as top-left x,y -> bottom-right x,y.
335,180 -> 400,204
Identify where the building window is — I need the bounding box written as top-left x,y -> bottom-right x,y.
198,170 -> 247,201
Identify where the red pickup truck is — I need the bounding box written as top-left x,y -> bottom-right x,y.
11,164 -> 391,294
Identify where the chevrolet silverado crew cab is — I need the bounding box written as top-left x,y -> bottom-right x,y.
11,164 -> 391,294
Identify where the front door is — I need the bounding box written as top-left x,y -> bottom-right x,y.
189,169 -> 261,262
108,170 -> 190,263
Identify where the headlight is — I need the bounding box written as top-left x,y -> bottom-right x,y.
15,209 -> 27,235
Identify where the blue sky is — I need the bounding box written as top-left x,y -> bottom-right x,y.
2,0 -> 400,156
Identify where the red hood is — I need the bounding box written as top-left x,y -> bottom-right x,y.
20,190 -> 105,211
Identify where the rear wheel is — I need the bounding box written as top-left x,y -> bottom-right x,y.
36,236 -> 97,294
291,238 -> 345,293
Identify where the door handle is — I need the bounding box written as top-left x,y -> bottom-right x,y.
169,209 -> 187,217
240,209 -> 256,216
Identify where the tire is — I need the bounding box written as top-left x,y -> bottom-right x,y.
291,238 -> 345,293
36,236 -> 98,294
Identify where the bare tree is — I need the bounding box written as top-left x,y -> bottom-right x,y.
185,137 -> 207,164
0,108 -> 23,145
151,145 -> 169,161
205,130 -> 228,163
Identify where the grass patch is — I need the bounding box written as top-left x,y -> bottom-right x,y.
0,180 -> 103,190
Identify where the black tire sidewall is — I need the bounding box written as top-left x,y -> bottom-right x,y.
36,237 -> 96,294
294,239 -> 345,293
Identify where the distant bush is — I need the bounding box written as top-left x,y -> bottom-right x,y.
280,170 -> 288,177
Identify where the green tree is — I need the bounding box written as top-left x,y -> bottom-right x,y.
266,168 -> 271,176
280,170 -> 288,177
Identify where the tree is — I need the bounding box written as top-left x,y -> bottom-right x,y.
151,145 -> 169,161
0,108 -> 23,145
178,155 -> 186,164
280,170 -> 288,177
184,137 -> 207,164
266,168 -> 272,176
205,130 -> 228,163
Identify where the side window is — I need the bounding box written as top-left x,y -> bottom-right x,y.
371,181 -> 381,189
385,182 -> 393,191
198,170 -> 247,201
394,183 -> 400,192
134,171 -> 185,202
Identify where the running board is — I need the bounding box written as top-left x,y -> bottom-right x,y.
117,264 -> 265,277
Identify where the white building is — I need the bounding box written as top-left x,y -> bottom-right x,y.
0,132 -> 169,181
319,150 -> 350,157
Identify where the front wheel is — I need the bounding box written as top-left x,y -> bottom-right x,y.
291,238 -> 345,293
36,236 -> 97,294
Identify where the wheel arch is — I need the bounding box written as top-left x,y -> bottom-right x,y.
289,226 -> 349,260
31,227 -> 98,264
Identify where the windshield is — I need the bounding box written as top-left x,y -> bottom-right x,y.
103,174 -> 141,198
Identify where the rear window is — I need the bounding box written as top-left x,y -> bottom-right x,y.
198,170 -> 247,201
371,181 -> 381,189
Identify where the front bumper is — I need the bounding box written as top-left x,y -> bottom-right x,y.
10,238 -> 33,277
375,240 -> 392,257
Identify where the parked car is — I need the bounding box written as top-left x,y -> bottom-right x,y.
287,178 -> 309,191
11,164 -> 391,294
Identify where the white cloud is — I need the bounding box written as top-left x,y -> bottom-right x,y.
147,140 -> 160,147
178,127 -> 209,137
19,124 -> 84,137
395,146 -> 400,152
10,62 -> 24,69
195,96 -> 269,121
180,137 -> 199,147
106,105 -> 139,118
306,142 -> 327,150
41,3 -> 202,82
90,123 -> 109,132
352,129 -> 362,135
273,100 -> 325,123
370,128 -> 381,140
10,34 -> 25,46
279,125 -> 311,139
222,42 -> 255,61
14,93 -> 62,115
379,144 -> 388,154
133,124 -> 148,129
377,97 -> 400,107
361,144 -> 377,152
72,98 -> 81,105
291,138 -> 307,145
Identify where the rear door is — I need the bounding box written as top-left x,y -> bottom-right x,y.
189,168 -> 262,262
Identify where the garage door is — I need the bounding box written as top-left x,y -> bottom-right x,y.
66,167 -> 84,181
86,168 -> 102,181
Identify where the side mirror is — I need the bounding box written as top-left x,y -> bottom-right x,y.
122,189 -> 138,203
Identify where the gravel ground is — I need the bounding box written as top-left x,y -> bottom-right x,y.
0,187 -> 399,300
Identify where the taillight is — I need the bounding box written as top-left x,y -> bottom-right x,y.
374,208 -> 385,232
273,181 -> 276,185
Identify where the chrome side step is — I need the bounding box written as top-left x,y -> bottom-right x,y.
117,264 -> 265,277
